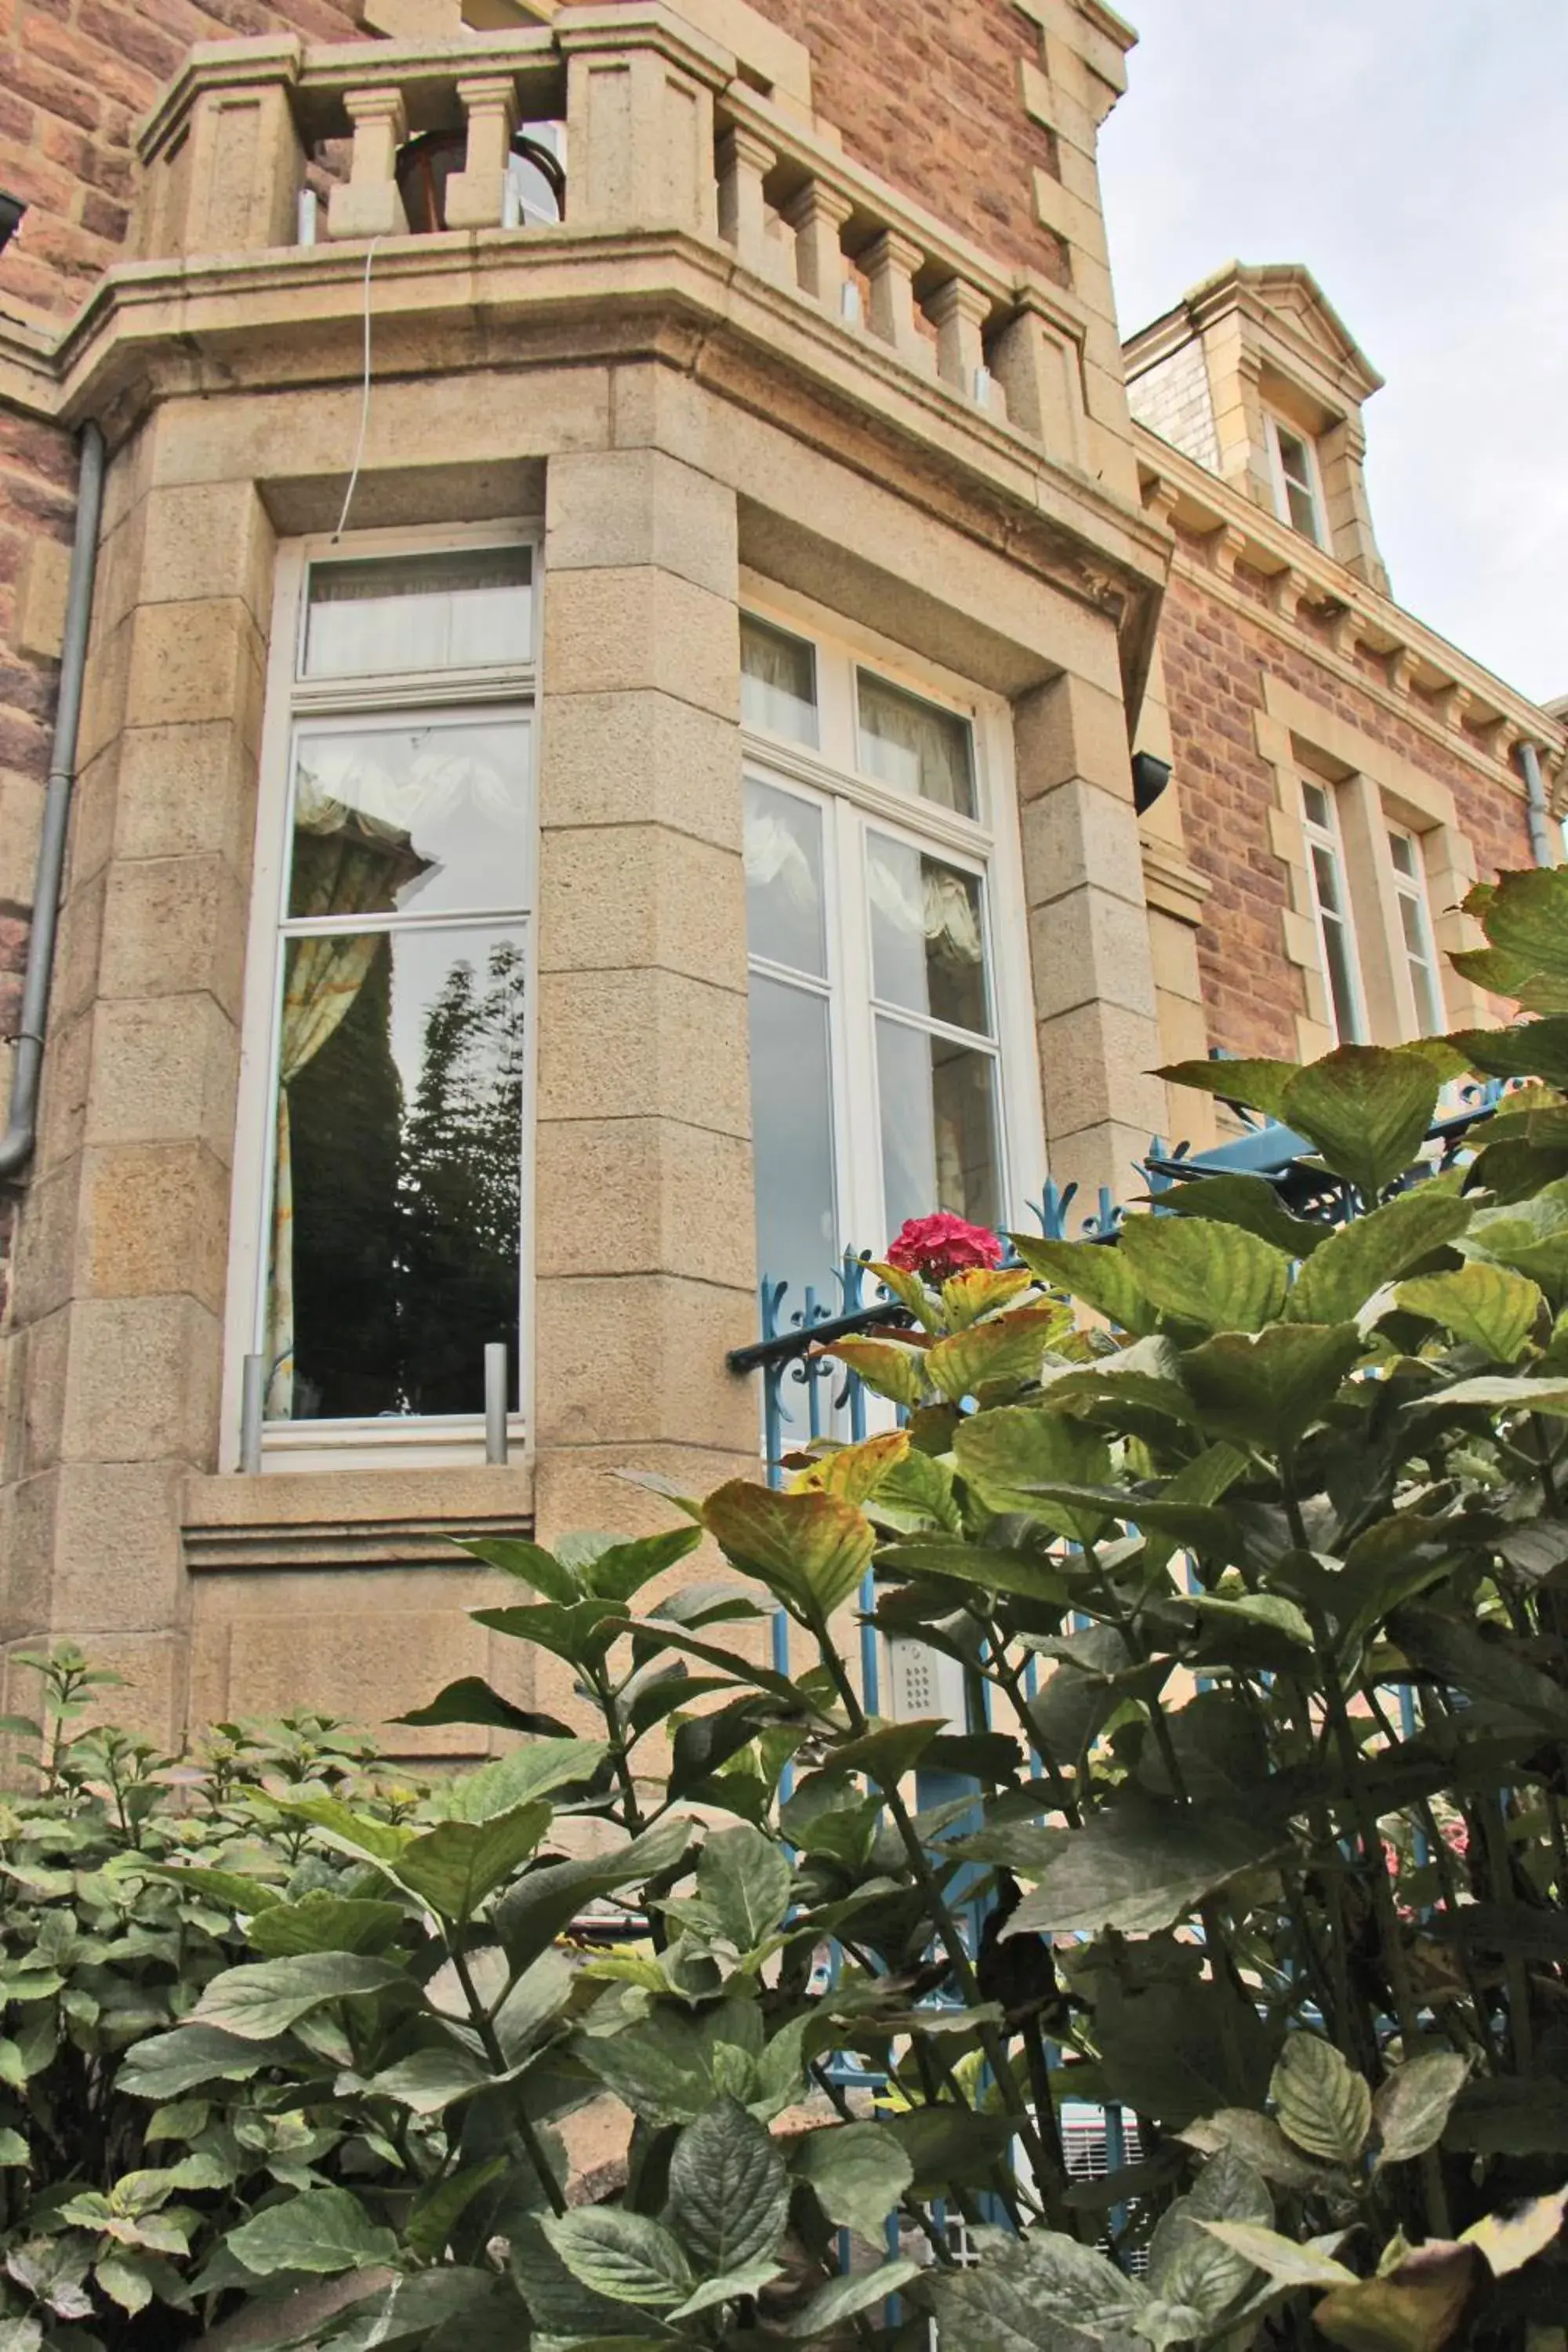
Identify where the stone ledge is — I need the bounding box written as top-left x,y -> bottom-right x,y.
182,1462 -> 534,1572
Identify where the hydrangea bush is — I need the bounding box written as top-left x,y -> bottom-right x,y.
4,869 -> 1568,2350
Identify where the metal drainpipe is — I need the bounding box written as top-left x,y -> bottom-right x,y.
0,420 -> 106,1181
1516,736 -> 1557,869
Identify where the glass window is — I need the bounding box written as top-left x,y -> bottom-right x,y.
857,670 -> 977,816
1389,826 -> 1444,1035
1268,419 -> 1325,548
1300,779 -> 1364,1044
255,542 -> 535,1440
742,622 -> 1008,1338
741,616 -> 818,746
303,547 -> 532,678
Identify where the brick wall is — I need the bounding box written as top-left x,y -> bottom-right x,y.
1161,554 -> 1535,1062
739,0 -> 1065,280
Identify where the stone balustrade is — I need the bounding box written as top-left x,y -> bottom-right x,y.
132,4 -> 1098,478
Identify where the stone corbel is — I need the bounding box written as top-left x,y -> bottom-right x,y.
1206,523 -> 1247,582
1430,679 -> 1473,733
1385,644 -> 1417,696
1267,564 -> 1305,620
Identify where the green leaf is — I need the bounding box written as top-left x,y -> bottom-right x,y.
1004,1795 -> 1287,1936
1289,1187 -> 1471,1325
1179,1322 -> 1364,1448
1119,1214 -> 1291,1334
1422,1370 -> 1568,1417
1148,2147 -> 1272,2322
666,2096 -> 789,2274
1271,2034 -> 1372,2165
269,1795 -> 412,1866
246,1894 -> 407,1958
822,1334 -> 930,1408
783,2258 -> 921,2338
434,1738 -> 608,1822
1178,2109 -> 1332,2190
0,2041 -> 24,2091
395,1799 -> 554,1919
1185,1592 -> 1314,1653
405,2159 -> 507,2263
667,2259 -> 784,2321
1197,2222 -> 1354,2288
828,1718 -> 945,1789
543,2209 -> 692,2310
227,2186 -> 400,2276
928,2229 -> 1149,2351
925,1308 -> 1066,1401
117,2024 -> 297,2100
1011,1232 -> 1155,1334
469,1599 -> 623,1669
874,1537 -> 1070,1610
457,1535 -> 581,1603
1158,1171 -> 1330,1256
192,1953 -> 407,2040
1392,1264 -> 1543,1362
93,2256 -> 153,2316
0,2130 -> 28,2166
573,1526 -> 704,1602
366,2045 -> 490,2115
573,2009 -> 755,2128
866,1443 -> 961,1534
1156,1058 -> 1299,1123
1392,1606 -> 1568,1737
882,2106 -> 1014,2193
324,2270 -> 499,2352
494,1949 -> 575,2061
396,1678 -> 575,1738
1374,2053 -> 1470,2169
703,1481 -> 874,1622
952,1406 -> 1112,1541
1475,865 -> 1568,981
1280,1047 -> 1442,1198
697,1825 -> 793,1951
792,2122 -> 913,2245
146,1864 -> 283,1913
494,1814 -> 693,1969
794,1430 -> 912,1505
1096,1972 -> 1279,2129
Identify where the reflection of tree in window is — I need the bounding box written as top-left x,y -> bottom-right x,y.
396,941 -> 525,1415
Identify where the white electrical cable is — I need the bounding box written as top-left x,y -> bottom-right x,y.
332,234 -> 383,543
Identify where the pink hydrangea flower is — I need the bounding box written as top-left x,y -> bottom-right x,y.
886,1213 -> 1004,1285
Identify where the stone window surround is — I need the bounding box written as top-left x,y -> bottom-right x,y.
1255,675 -> 1487,1064
738,572 -> 1050,1276
220,516 -> 543,1478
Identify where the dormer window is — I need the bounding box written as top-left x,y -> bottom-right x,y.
1266,414 -> 1327,547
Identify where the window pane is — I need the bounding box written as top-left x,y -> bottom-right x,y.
741,617 -> 818,746
745,780 -> 826,977
867,833 -> 990,1034
877,1017 -> 1000,1241
289,718 -> 531,919
1389,829 -> 1417,879
1319,910 -> 1361,1042
268,925 -> 525,1421
303,548 -> 532,677
857,672 -> 976,816
1286,479 -> 1322,543
749,974 -> 837,1307
1310,840 -> 1347,919
1301,780 -> 1331,830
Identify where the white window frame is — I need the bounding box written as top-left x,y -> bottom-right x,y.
221,519 -> 543,1475
1299,775 -> 1367,1045
739,576 -> 1047,1306
1265,412 -> 1328,548
1386,823 -> 1446,1037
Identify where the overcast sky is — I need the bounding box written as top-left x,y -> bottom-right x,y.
1097,1 -> 1568,710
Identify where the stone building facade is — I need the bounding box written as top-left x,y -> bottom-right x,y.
0,0 -> 1558,1756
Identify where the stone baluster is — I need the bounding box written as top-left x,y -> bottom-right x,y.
327,86 -> 409,240
927,275 -> 993,403
863,228 -> 928,367
785,180 -> 853,307
717,125 -> 776,272
445,74 -> 520,230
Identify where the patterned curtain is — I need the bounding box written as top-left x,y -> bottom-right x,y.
263,809 -> 426,1419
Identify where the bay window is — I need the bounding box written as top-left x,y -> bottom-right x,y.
227,530 -> 536,1468
741,601 -> 1036,1319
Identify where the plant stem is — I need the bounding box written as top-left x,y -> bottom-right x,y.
449,1941 -> 566,2216
979,1613 -> 1080,1825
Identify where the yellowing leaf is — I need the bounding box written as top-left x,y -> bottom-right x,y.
704,1482 -> 874,1623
